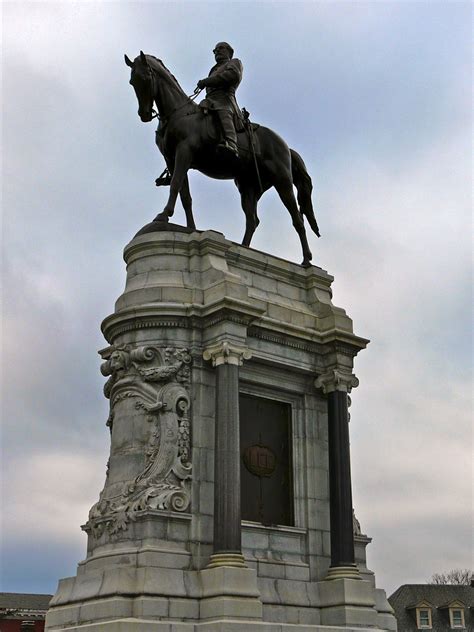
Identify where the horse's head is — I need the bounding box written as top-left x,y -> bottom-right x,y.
125,51 -> 156,122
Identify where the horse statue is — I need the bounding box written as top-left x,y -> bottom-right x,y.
124,51 -> 320,266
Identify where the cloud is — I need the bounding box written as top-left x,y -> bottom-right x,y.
3,452 -> 104,541
1,451 -> 105,593
369,514 -> 472,596
1,1 -> 471,600
1,258 -> 110,457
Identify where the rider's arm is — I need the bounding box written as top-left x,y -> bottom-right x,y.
201,59 -> 243,88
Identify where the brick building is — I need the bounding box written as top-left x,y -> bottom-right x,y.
0,593 -> 52,632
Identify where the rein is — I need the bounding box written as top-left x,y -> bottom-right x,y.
150,69 -> 202,123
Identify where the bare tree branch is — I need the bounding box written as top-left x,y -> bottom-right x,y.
428,569 -> 472,585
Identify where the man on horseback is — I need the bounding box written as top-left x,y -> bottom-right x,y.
196,42 -> 243,157
125,49 -> 320,265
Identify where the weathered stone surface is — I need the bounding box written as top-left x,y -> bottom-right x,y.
46,230 -> 394,632
200,566 -> 260,599
45,621 -> 392,632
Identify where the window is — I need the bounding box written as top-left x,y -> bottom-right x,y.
417,608 -> 432,629
450,608 -> 465,628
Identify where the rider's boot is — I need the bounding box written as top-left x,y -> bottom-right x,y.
217,111 -> 239,157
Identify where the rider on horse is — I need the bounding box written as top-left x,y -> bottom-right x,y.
125,49 -> 320,265
197,42 -> 243,157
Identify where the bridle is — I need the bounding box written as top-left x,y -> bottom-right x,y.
142,64 -> 202,123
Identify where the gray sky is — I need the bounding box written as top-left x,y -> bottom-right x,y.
1,1 -> 472,597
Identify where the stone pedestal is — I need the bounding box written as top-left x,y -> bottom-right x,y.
46,228 -> 396,631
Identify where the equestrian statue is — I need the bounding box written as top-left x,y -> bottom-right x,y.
124,43 -> 320,266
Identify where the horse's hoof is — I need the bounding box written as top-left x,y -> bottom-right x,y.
301,259 -> 312,268
153,212 -> 170,223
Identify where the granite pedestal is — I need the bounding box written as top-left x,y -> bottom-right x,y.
46,228 -> 396,631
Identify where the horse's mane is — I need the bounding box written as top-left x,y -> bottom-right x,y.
146,55 -> 188,98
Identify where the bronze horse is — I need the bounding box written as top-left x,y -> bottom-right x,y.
125,52 -> 320,265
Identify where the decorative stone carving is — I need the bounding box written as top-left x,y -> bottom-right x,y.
203,341 -> 252,366
243,444 -> 276,478
86,345 -> 192,537
352,509 -> 362,536
315,368 -> 359,394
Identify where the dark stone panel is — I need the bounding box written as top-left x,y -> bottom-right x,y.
240,393 -> 294,527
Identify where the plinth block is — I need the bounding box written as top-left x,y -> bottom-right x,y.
200,565 -> 262,620
317,577 -> 378,628
200,566 -> 260,599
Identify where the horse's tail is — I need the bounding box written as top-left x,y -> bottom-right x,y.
290,148 -> 320,237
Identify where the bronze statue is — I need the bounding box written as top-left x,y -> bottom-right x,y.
197,42 -> 243,157
124,49 -> 320,266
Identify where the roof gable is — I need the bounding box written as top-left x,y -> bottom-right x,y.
407,599 -> 435,610
438,598 -> 466,609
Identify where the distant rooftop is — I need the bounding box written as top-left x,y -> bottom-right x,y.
0,592 -> 52,613
389,584 -> 473,632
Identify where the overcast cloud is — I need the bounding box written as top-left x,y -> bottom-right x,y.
1,1 -> 472,597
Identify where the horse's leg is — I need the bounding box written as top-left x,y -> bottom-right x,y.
274,179 -> 313,266
239,186 -> 260,246
179,174 -> 196,230
154,144 -> 192,222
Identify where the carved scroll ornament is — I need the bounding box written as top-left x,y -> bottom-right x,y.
315,368 -> 359,394
86,345 -> 192,537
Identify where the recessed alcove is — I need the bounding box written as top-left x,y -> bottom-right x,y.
239,393 -> 294,527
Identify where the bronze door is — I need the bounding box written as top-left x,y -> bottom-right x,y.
239,393 -> 294,526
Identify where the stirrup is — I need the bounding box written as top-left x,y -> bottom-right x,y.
155,168 -> 172,187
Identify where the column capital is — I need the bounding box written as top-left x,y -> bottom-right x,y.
203,341 -> 252,367
315,368 -> 359,394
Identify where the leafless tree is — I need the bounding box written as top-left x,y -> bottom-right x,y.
428,569 -> 473,585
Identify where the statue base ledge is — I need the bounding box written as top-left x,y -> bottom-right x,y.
46,619 -> 392,632
134,219 -> 201,237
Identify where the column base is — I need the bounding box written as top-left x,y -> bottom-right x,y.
200,564 -> 262,620
317,575 -> 378,628
206,553 -> 247,568
325,565 -> 361,580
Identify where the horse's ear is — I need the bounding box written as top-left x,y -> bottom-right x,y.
124,54 -> 134,68
140,50 -> 148,66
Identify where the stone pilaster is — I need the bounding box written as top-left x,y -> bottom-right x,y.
203,342 -> 252,568
315,368 -> 360,580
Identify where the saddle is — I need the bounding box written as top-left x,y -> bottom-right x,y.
200,105 -> 261,155
237,122 -> 261,155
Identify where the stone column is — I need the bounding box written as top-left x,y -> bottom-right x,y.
315,369 -> 361,580
203,341 -> 251,568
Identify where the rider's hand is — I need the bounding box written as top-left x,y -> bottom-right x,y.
197,79 -> 208,89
